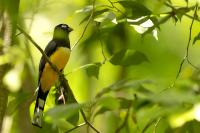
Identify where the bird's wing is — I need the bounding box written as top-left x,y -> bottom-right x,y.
38,40 -> 57,84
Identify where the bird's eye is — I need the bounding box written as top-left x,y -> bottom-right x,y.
61,24 -> 68,29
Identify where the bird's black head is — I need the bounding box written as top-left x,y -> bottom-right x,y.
53,24 -> 73,39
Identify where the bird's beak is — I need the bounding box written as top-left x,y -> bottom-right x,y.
69,27 -> 73,32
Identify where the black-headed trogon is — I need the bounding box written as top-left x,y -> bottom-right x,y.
32,24 -> 73,128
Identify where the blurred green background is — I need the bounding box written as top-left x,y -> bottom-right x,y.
0,0 -> 200,133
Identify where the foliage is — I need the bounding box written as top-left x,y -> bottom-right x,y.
0,0 -> 200,133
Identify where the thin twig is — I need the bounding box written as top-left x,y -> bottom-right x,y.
184,14 -> 200,22
65,63 -> 99,76
95,80 -> 127,98
186,4 -> 199,69
154,117 -> 162,133
65,122 -> 87,133
174,3 -> 199,82
23,0 -> 41,73
175,56 -> 186,80
71,0 -> 96,50
80,109 -> 100,133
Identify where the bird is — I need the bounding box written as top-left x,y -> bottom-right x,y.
32,24 -> 73,128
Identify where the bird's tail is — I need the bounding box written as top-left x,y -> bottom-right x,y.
32,86 -> 48,128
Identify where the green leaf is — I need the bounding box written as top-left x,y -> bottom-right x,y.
97,97 -> 120,110
54,80 -> 79,126
94,97 -> 120,117
193,32 -> 200,45
94,8 -> 110,17
45,103 -> 80,120
86,62 -> 101,79
174,7 -> 190,21
118,1 -> 151,19
80,8 -> 110,24
50,119 -> 73,131
94,107 -> 111,117
127,16 -> 149,25
118,97 -> 132,109
67,109 -> 79,126
94,12 -> 115,23
110,49 -> 148,66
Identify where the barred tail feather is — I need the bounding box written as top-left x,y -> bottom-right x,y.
32,86 -> 48,128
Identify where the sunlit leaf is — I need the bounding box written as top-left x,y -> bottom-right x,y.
142,14 -> 171,37
152,29 -> 158,40
110,49 -> 148,66
128,16 -> 159,40
131,25 -> 148,34
75,5 -> 93,13
193,32 -> 200,45
86,62 -> 101,79
112,18 -> 118,24
127,16 -> 149,25
94,12 -> 115,23
118,0 -> 152,19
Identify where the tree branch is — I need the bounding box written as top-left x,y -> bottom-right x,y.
80,109 -> 100,133
16,25 -> 61,75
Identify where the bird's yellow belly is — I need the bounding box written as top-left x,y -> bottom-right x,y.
40,47 -> 70,92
